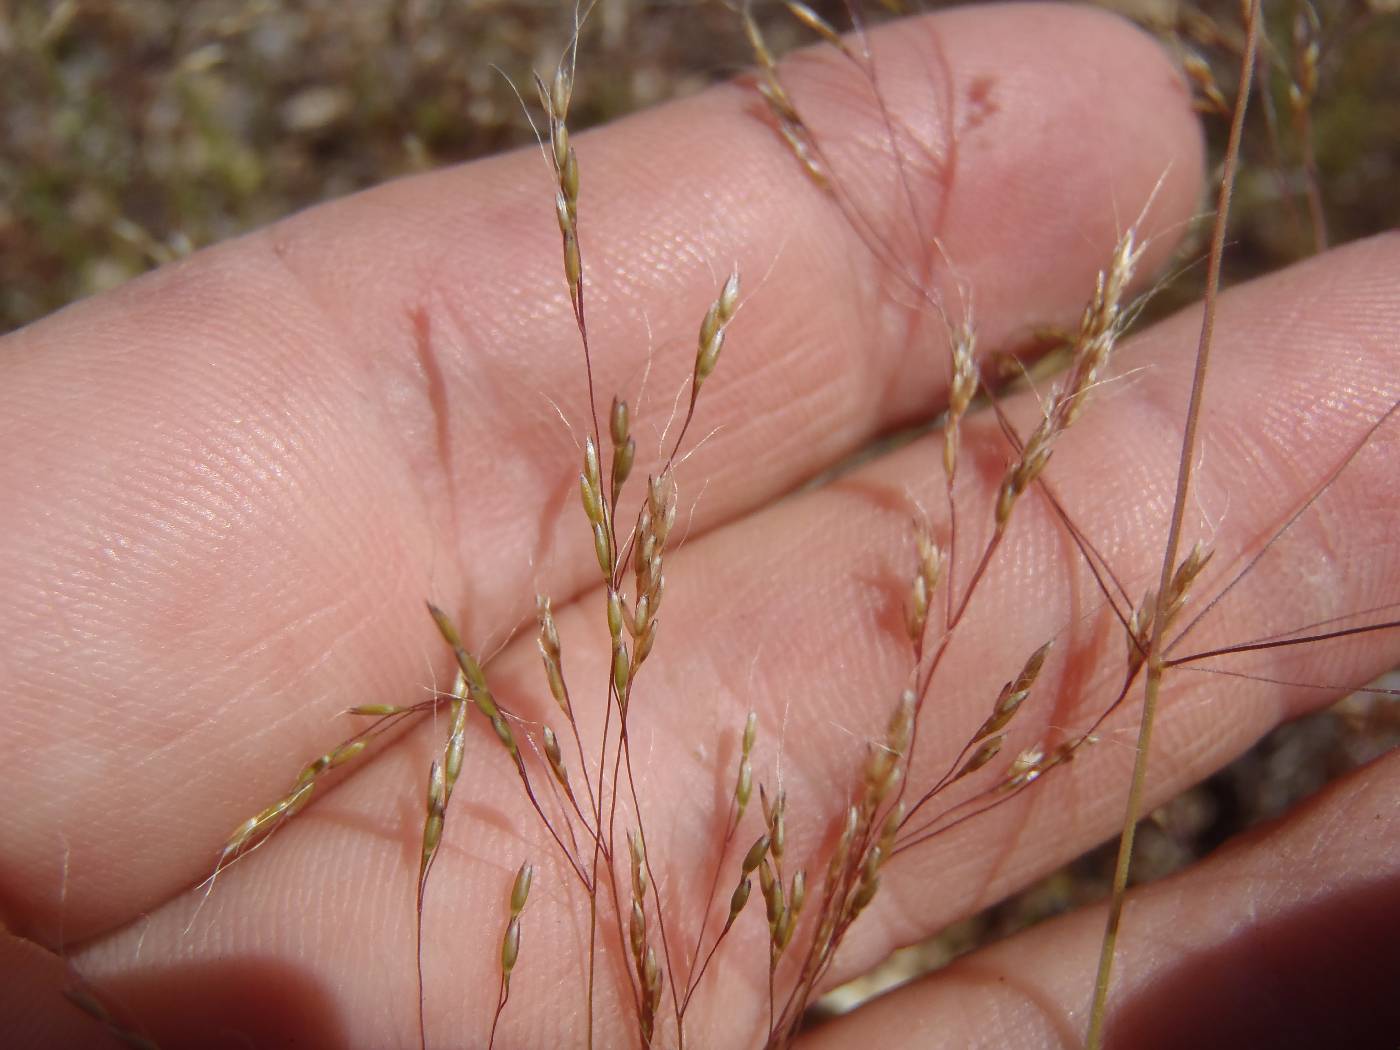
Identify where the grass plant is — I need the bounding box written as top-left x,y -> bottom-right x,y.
3,1 -> 1399,1048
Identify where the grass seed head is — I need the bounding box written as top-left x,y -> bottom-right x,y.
580,471 -> 604,526
612,436 -> 636,489
850,873 -> 880,915
562,144 -> 580,203
607,589 -> 625,640
501,915 -> 521,977
552,121 -> 570,173
742,5 -> 777,69
719,267 -> 741,319
775,904 -> 796,952
643,945 -> 662,1010
630,592 -> 650,638
905,572 -> 930,642
634,622 -> 656,666
347,703 -> 405,716
543,653 -> 568,712
1002,745 -> 1047,791
420,759 -> 446,873
542,725 -> 570,791
584,435 -> 601,494
559,206 -> 581,290
426,603 -> 497,718
735,755 -> 754,815
785,0 -> 846,50
537,595 -> 560,656
630,898 -> 647,960
878,802 -> 904,858
489,713 -> 519,759
1127,592 -> 1156,678
761,860 -> 785,926
887,690 -> 916,756
1183,50 -> 1230,117
551,65 -> 571,123
769,794 -> 787,859
955,734 -> 1005,782
510,861 -> 534,917
610,396 -> 630,447
1164,541 -> 1214,623
592,521 -> 612,576
976,641 -> 1051,740
728,876 -> 753,926
612,641 -> 631,697
742,832 -> 771,875
876,766 -> 903,805
791,869 -> 807,916
444,711 -> 468,793
629,830 -> 648,901
694,271 -> 740,387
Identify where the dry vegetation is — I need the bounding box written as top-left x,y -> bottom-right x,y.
4,0 -> 1400,1047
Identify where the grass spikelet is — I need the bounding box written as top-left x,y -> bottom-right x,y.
694,267 -> 741,391
737,715 -> 758,809
994,225 -> 1144,529
943,320 -> 979,481
426,603 -> 498,718
489,861 -> 534,1049
640,944 -> 663,1042
973,640 -> 1051,741
542,725 -> 569,787
441,670 -> 470,800
346,703 -> 408,717
953,734 -> 1004,783
610,396 -> 636,492
1288,0 -> 1327,250
847,846 -> 882,919
208,699 -> 392,891
742,2 -> 828,188
1163,540 -> 1214,624
537,595 -> 570,713
766,789 -> 787,863
742,832 -> 772,876
783,0 -> 850,54
629,829 -> 649,902
624,826 -> 661,1043
726,876 -> 753,931
418,760 -> 446,898
1127,542 -> 1212,677
1182,49 -> 1230,117
536,61 -> 583,305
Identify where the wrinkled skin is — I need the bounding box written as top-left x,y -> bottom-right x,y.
2,5 -> 1398,1048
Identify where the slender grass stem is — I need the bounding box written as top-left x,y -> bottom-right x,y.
1086,5 -> 1259,1043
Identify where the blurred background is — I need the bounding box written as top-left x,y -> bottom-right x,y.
2,0 -> 1397,1017
4,0 -> 1398,333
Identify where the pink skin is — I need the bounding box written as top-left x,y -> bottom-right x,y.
1,4 -> 1396,1048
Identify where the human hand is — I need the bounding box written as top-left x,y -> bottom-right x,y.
2,5 -> 1397,1048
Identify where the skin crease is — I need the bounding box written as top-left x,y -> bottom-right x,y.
0,4 -> 1397,1049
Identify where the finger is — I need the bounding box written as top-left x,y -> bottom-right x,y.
0,4 -> 1203,939
0,932 -> 106,1050
67,234 -> 1400,1047
794,747 -> 1400,1050
608,231 -> 1400,989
